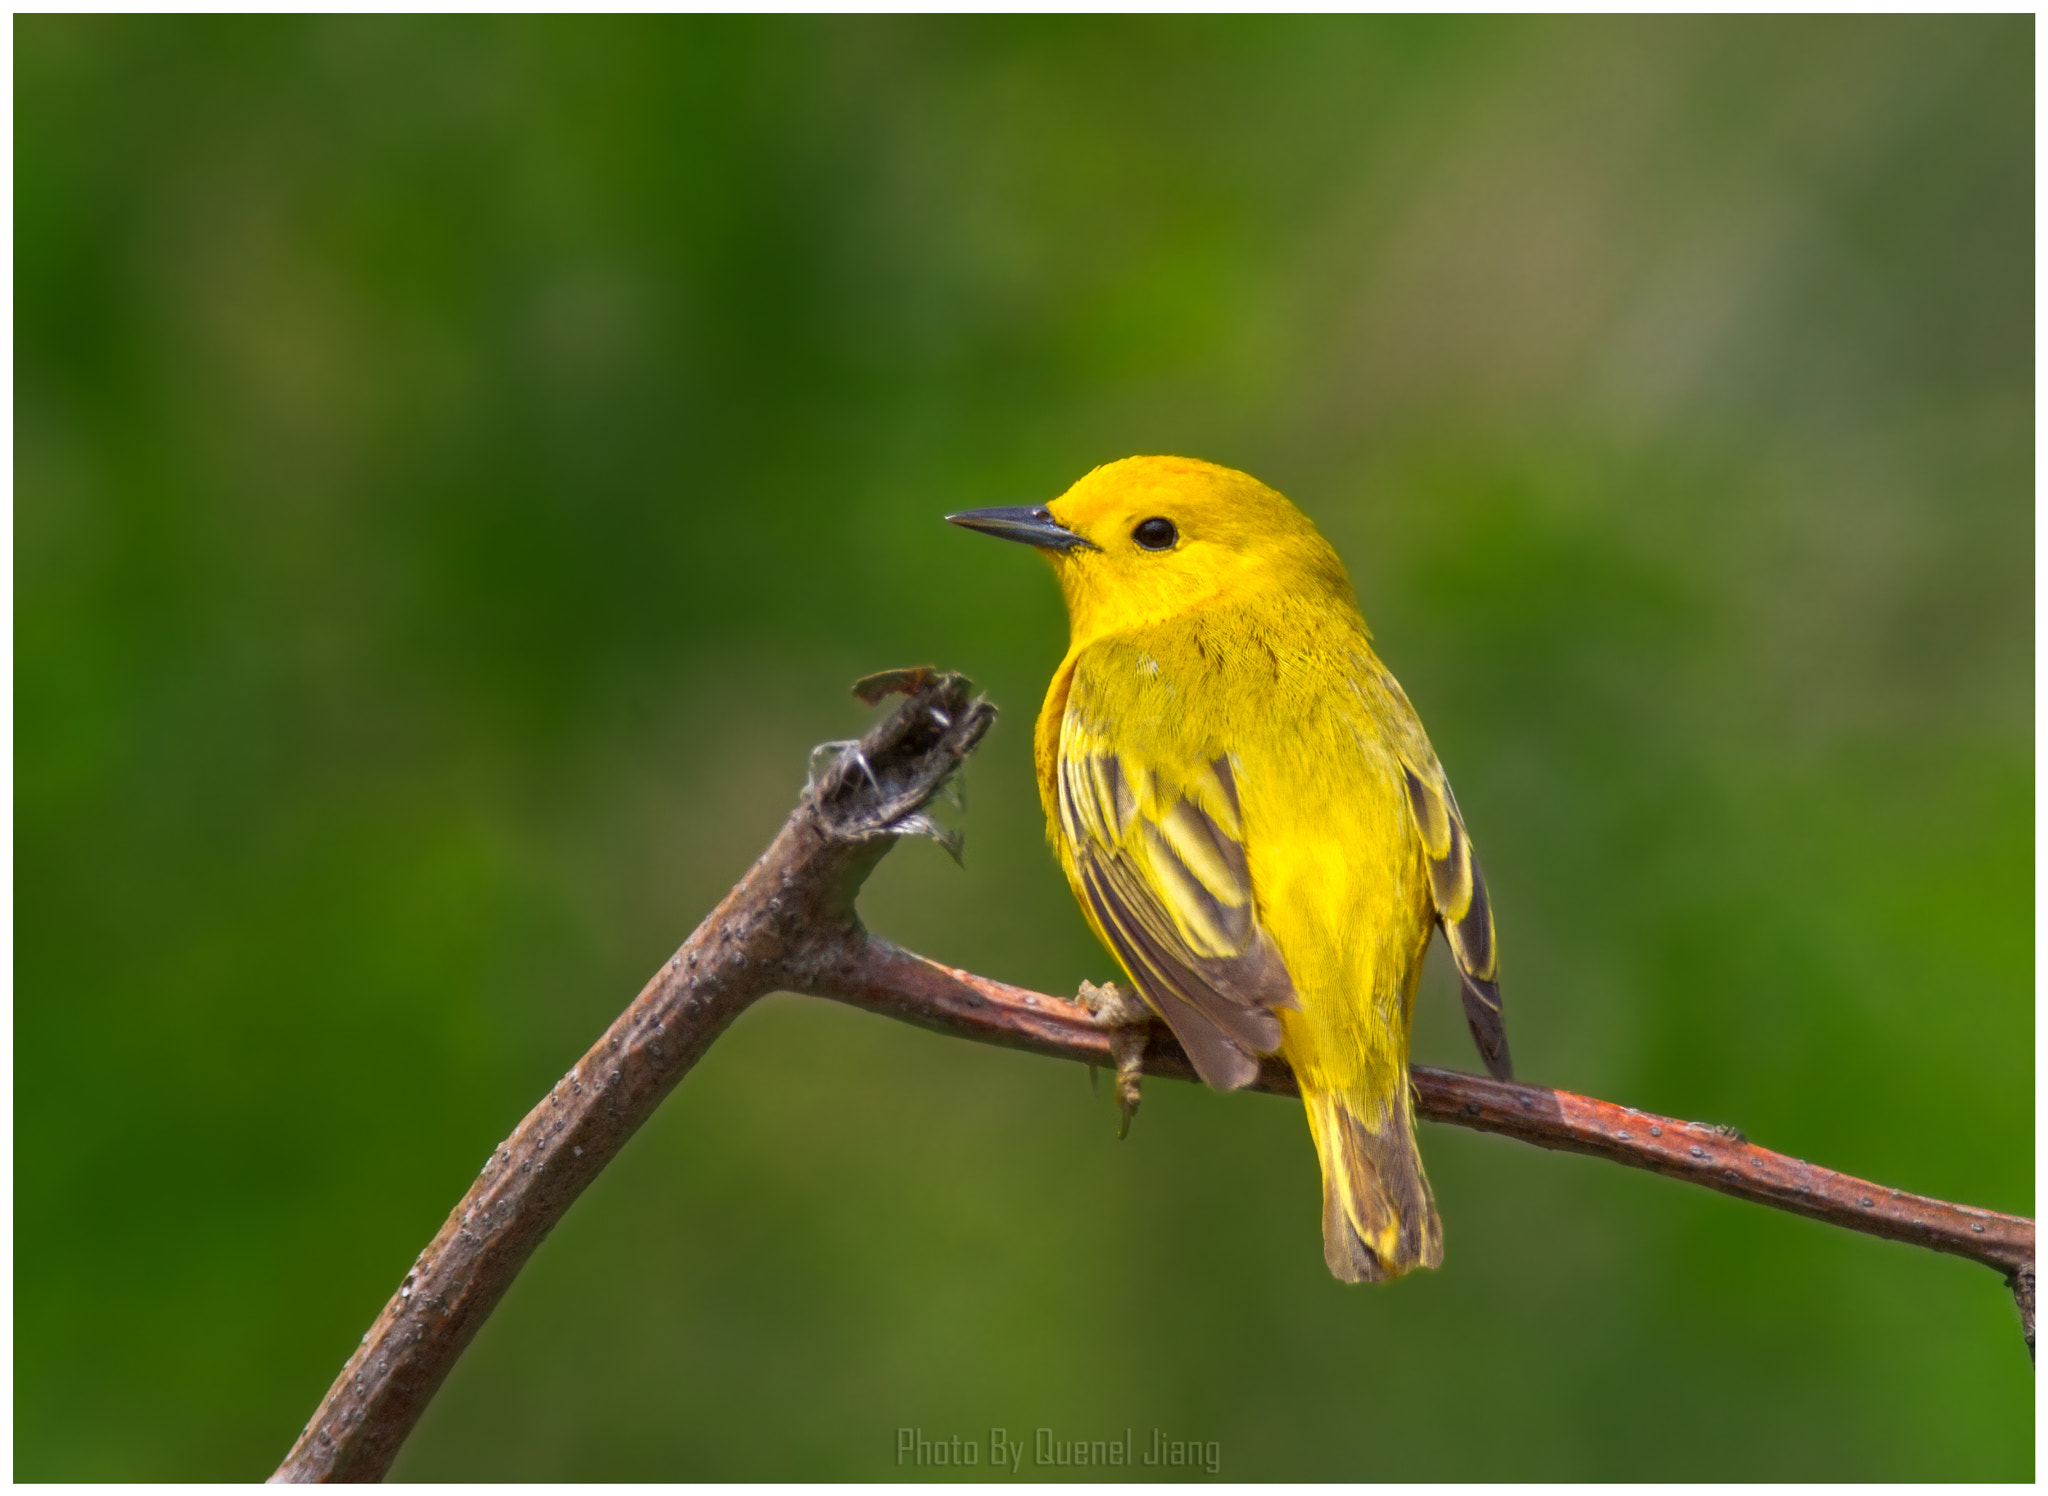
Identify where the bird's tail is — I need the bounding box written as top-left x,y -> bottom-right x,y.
1301,1081 -> 1443,1283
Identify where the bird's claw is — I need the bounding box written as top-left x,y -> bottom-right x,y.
1079,980 -> 1152,1139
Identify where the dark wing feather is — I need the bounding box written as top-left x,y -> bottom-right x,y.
1400,762 -> 1511,1080
1058,746 -> 1297,1091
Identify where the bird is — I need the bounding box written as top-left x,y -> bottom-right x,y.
948,455 -> 1510,1283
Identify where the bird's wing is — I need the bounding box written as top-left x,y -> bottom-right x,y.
1372,679 -> 1512,1080
1055,712 -> 1298,1092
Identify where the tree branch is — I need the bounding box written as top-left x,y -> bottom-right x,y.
270,670 -> 2034,1483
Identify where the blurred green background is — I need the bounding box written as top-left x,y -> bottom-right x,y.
15,14 -> 2033,1481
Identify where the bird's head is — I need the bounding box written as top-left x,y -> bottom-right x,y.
949,455 -> 1356,647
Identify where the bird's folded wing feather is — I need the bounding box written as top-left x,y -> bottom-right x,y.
1056,713 -> 1297,1091
1376,691 -> 1512,1081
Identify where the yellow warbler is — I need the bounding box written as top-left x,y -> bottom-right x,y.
949,455 -> 1510,1282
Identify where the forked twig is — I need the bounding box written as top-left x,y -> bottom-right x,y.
270,671 -> 2034,1483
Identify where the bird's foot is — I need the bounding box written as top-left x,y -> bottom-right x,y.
1079,980 -> 1152,1139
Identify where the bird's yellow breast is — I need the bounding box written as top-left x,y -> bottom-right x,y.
1036,594 -> 1436,1106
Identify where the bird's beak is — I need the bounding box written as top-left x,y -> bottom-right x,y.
945,505 -> 1099,554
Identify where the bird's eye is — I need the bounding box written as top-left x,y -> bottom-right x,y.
1132,517 -> 1178,551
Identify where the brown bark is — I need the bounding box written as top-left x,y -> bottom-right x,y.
270,671 -> 2034,1483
